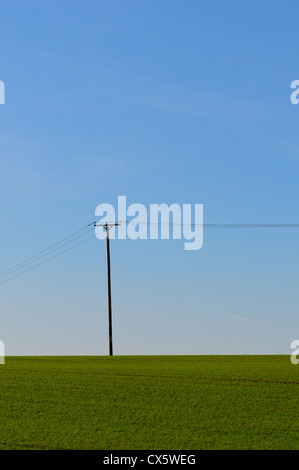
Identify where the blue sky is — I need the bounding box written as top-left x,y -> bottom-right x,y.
1,0 -> 299,355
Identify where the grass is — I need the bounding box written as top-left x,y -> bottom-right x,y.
0,355 -> 298,449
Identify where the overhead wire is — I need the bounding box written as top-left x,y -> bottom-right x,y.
0,234 -> 95,287
0,222 -> 94,279
0,227 -> 95,280
1,220 -> 299,287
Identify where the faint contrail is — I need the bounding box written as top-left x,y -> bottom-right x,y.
227,313 -> 261,328
182,295 -> 262,328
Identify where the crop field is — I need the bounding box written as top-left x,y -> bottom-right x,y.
0,355 -> 298,450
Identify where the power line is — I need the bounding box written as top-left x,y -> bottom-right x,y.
0,234 -> 95,287
199,223 -> 299,228
2,220 -> 299,288
0,227 -> 95,280
95,221 -> 299,228
135,222 -> 299,228
0,223 -> 94,279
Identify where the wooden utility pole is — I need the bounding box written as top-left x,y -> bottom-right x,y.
94,221 -> 120,356
105,223 -> 113,356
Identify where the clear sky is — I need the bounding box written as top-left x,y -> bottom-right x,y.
1,0 -> 299,355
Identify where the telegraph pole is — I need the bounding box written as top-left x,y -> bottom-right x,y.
105,223 -> 113,356
94,221 -> 120,356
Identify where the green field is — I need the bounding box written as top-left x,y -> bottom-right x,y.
0,355 -> 298,450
